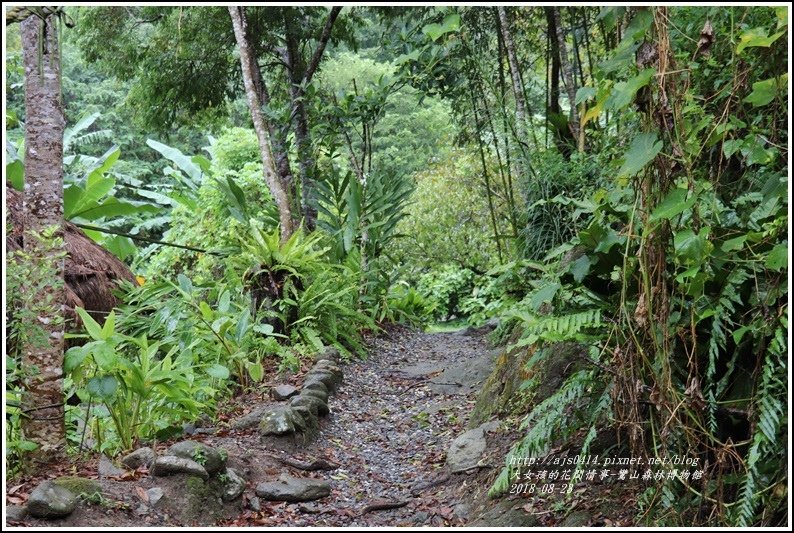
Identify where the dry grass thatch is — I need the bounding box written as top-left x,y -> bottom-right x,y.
6,182 -> 136,323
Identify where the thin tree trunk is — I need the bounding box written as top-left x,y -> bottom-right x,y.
251,64 -> 295,194
20,12 -> 66,465
229,6 -> 295,242
284,7 -> 341,232
552,7 -> 580,142
496,7 -> 529,153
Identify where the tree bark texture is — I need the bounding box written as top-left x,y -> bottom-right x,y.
229,6 -> 295,242
20,12 -> 66,464
552,7 -> 580,140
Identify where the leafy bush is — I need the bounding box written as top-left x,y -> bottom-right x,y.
65,309 -> 214,453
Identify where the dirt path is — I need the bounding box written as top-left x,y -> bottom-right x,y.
10,325 -> 499,527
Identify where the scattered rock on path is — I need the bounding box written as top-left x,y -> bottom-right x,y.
255,474 -> 331,502
6,504 -> 28,522
168,440 -> 226,476
27,481 -> 78,519
563,510 -> 592,527
122,447 -> 155,470
271,384 -> 299,401
153,455 -> 209,480
221,468 -> 246,501
248,496 -> 261,512
446,421 -> 498,472
146,487 -> 165,507
99,454 -> 126,478
52,476 -> 102,498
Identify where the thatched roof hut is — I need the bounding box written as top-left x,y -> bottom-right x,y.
6,182 -> 136,324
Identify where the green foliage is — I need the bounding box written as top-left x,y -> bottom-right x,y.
233,224 -> 374,359
143,130 -> 278,280
65,308 -> 212,453
5,226 -> 69,472
518,151 -> 606,260
392,148 -> 501,273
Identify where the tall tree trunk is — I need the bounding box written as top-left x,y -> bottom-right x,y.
20,12 -> 66,465
545,6 -> 577,157
552,7 -> 580,143
545,7 -> 562,117
496,7 -> 529,155
229,6 -> 295,242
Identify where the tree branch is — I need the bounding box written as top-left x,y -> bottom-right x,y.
303,6 -> 342,84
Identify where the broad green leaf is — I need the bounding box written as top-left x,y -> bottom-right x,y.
16,440 -> 39,451
64,346 -> 89,373
618,132 -> 663,180
721,235 -> 747,252
100,310 -> 115,340
87,375 -> 118,399
743,75 -> 787,107
64,111 -> 100,149
74,197 -> 161,221
91,342 -> 117,369
736,27 -> 785,54
530,283 -> 561,311
648,187 -> 697,224
422,13 -> 461,41
199,301 -> 213,321
7,160 -> 24,191
575,87 -> 596,105
594,230 -> 622,253
178,274 -> 193,295
235,308 -> 250,344
775,7 -> 788,28
395,50 -> 421,65
64,176 -> 116,219
75,307 -> 103,340
85,145 -> 121,183
765,243 -> 788,271
100,235 -> 137,261
606,68 -> 655,111
674,227 -> 711,264
253,323 -> 275,336
570,255 -> 592,283
147,139 -> 204,183
247,361 -> 264,383
206,364 -> 230,380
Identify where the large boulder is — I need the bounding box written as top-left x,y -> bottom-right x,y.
167,441 -> 226,476
27,481 -> 78,519
255,475 -> 331,502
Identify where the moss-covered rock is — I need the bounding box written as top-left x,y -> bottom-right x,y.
184,475 -> 224,524
52,476 -> 102,499
469,325 -> 587,428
